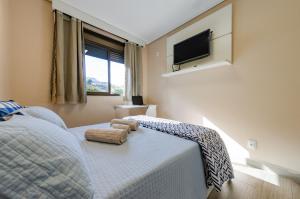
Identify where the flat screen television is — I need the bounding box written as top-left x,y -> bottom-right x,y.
173,29 -> 211,65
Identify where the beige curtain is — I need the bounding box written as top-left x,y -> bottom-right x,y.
51,11 -> 86,104
124,42 -> 142,102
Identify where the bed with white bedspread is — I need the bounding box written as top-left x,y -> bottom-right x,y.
0,104 -> 227,199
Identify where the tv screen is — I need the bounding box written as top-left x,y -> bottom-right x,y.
173,29 -> 211,65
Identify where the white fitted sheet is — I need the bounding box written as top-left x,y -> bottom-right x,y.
69,123 -> 208,199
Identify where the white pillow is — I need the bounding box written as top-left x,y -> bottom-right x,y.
19,106 -> 67,129
0,115 -> 94,198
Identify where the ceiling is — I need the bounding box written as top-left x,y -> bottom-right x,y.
58,0 -> 224,44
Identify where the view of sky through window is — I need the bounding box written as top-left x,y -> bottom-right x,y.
85,55 -> 125,95
110,61 -> 125,95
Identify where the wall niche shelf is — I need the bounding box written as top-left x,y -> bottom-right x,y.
164,4 -> 232,77
161,60 -> 231,77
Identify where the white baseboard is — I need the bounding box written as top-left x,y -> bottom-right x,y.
207,186 -> 214,198
245,158 -> 300,183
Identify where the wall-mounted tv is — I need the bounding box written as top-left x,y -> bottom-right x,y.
173,29 -> 211,65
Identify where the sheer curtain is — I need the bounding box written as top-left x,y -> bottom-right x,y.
51,11 -> 86,104
124,42 -> 142,103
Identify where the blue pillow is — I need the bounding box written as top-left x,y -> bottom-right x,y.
0,100 -> 24,120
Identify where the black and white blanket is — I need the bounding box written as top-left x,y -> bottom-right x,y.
126,116 -> 234,191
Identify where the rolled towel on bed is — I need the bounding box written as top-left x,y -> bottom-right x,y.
111,119 -> 139,131
85,128 -> 128,145
111,124 -> 131,133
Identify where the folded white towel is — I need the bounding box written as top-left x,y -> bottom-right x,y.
111,119 -> 139,131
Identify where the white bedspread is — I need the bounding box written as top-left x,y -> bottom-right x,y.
69,123 -> 208,199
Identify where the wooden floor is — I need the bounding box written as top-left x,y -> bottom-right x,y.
208,170 -> 300,199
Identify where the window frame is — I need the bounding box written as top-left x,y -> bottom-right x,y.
85,39 -> 125,96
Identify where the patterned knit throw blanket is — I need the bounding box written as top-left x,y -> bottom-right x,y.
127,116 -> 234,191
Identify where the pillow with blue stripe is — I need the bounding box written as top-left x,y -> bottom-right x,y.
0,100 -> 24,121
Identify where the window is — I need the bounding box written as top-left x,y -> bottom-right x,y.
84,30 -> 125,96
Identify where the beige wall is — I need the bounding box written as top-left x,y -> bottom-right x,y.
2,0 -> 299,173
6,0 -> 123,127
0,0 -> 11,99
146,0 -> 300,172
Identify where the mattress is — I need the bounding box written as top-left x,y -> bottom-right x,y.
69,123 -> 208,199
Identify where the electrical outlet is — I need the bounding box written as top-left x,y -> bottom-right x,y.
247,139 -> 257,150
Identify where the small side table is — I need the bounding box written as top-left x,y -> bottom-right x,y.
114,105 -> 157,118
